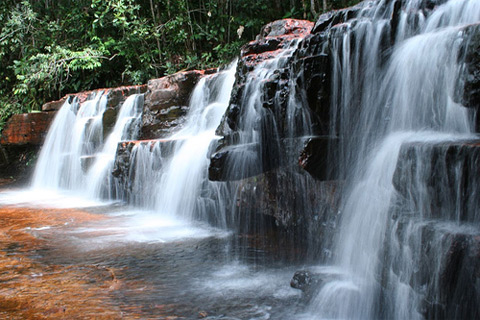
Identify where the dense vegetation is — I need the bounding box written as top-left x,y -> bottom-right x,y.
0,0 -> 359,127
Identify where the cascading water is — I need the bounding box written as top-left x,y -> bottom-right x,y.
86,94 -> 143,199
122,63 -> 236,225
32,92 -> 107,191
31,91 -> 143,200
308,0 -> 480,319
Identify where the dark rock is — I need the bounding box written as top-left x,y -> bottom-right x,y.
291,269 -> 346,298
393,139 -> 480,223
311,2 -> 365,34
291,270 -> 319,291
80,155 -> 97,172
385,219 -> 480,320
295,51 -> 331,134
456,24 -> 480,112
141,70 -> 208,139
299,136 -> 338,180
209,143 -> 265,181
42,98 -> 67,112
231,168 -> 343,260
105,85 -> 147,109
215,19 -> 314,177
102,108 -> 118,139
0,144 -> 40,185
112,138 -> 181,200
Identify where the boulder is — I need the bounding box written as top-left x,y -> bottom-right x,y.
141,70 -> 209,139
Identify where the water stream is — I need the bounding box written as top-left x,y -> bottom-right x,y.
307,0 -> 480,319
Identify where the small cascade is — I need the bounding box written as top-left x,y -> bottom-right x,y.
32,92 -> 107,190
86,94 -> 143,199
120,63 -> 236,225
31,91 -> 143,200
308,0 -> 480,319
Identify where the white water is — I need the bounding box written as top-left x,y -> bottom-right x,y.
86,94 -> 143,199
30,91 -> 143,202
125,63 -> 236,225
308,0 -> 480,319
32,92 -> 107,191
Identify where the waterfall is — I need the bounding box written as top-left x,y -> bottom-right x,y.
123,63 -> 236,225
308,0 -> 480,319
31,91 -> 143,200
32,92 -> 107,190
86,94 -> 143,199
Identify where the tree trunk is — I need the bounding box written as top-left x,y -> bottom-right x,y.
310,0 -> 317,16
149,0 -> 162,69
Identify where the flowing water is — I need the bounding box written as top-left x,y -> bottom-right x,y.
1,0 -> 480,319
307,0 -> 480,319
31,91 -> 143,200
121,62 -> 236,227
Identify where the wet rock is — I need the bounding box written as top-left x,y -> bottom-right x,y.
291,270 -> 319,291
141,70 -> 208,139
232,168 -> 343,259
385,218 -> 480,320
455,24 -> 480,115
214,19 -> 314,180
209,143 -> 268,181
42,98 -> 67,112
239,19 -> 313,71
102,108 -> 118,139
291,269 -> 346,299
105,85 -> 147,109
393,139 -> 480,223
0,144 -> 40,185
112,138 -> 181,199
298,136 -> 338,180
258,19 -> 314,39
1,112 -> 56,145
80,155 -> 97,172
311,3 -> 363,34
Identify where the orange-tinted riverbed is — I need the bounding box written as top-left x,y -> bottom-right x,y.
0,206 -> 127,319
0,198 -> 304,319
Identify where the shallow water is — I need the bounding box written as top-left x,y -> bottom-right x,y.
0,190 -> 304,319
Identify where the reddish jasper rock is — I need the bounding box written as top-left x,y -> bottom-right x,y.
0,112 -> 57,145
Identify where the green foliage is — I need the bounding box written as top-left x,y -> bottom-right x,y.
0,0 -> 361,131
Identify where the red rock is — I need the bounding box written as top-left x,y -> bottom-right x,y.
0,112 -> 57,145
